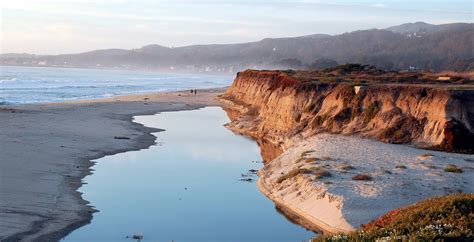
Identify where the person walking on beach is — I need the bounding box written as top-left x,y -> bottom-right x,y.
194,89 -> 197,95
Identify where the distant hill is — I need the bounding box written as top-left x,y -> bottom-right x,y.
1,22 -> 472,73
386,22 -> 471,35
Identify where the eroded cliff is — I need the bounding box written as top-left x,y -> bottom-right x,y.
220,69 -> 474,153
218,68 -> 474,234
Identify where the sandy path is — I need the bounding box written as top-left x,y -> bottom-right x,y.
0,88 -> 224,241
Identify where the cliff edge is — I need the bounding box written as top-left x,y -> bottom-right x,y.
220,68 -> 474,153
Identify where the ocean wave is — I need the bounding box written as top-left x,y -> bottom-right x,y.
1,66 -> 233,104
0,77 -> 18,83
0,85 -> 142,90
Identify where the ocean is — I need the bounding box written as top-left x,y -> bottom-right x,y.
0,66 -> 233,105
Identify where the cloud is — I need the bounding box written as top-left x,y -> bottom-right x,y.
2,0 -> 472,54
2,1 -> 265,27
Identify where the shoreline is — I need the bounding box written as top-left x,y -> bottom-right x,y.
0,88 -> 225,241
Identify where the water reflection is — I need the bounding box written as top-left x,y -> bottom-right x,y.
221,107 -> 284,163
65,107 -> 313,242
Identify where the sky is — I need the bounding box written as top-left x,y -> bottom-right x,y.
1,0 -> 472,54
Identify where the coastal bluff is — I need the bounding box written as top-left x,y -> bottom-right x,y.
220,68 -> 474,153
218,67 -> 474,234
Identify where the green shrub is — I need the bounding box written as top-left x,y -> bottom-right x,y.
313,193 -> 474,241
395,165 -> 407,169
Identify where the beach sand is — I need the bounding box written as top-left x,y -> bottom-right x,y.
257,134 -> 474,234
0,88 -> 225,241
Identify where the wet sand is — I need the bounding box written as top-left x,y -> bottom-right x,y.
0,88 -> 224,241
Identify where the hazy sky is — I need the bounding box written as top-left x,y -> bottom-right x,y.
1,0 -> 472,54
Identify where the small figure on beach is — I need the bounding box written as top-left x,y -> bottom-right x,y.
190,89 -> 193,94
194,89 -> 197,95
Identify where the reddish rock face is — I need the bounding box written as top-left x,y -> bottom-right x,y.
220,70 -> 474,153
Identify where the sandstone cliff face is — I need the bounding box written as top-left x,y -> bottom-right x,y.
220,70 -> 474,153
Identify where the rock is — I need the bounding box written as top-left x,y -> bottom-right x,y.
240,178 -> 253,182
132,234 -> 143,240
114,136 -> 130,140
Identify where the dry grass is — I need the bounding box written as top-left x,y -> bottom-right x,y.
294,157 -> 306,163
437,70 -> 474,80
340,164 -> 355,170
443,164 -> 463,173
295,156 -> 319,164
314,169 -> 332,178
300,150 -> 315,157
276,166 -> 333,183
418,153 -> 433,159
395,165 -> 407,169
276,168 -> 310,183
352,174 -> 373,181
304,157 -> 319,163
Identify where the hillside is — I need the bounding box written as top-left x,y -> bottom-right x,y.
1,22 -> 472,73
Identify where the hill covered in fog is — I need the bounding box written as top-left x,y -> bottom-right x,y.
1,22 -> 472,73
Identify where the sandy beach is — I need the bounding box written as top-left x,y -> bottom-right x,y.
0,88 -> 225,241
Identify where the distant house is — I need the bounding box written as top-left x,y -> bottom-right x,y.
437,76 -> 451,81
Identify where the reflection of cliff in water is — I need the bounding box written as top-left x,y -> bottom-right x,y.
222,107 -> 283,163
255,138 -> 283,163
222,106 -> 323,236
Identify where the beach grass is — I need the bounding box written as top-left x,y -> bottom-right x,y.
443,164 -> 463,173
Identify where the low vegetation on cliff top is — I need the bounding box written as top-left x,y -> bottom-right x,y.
313,193 -> 474,241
